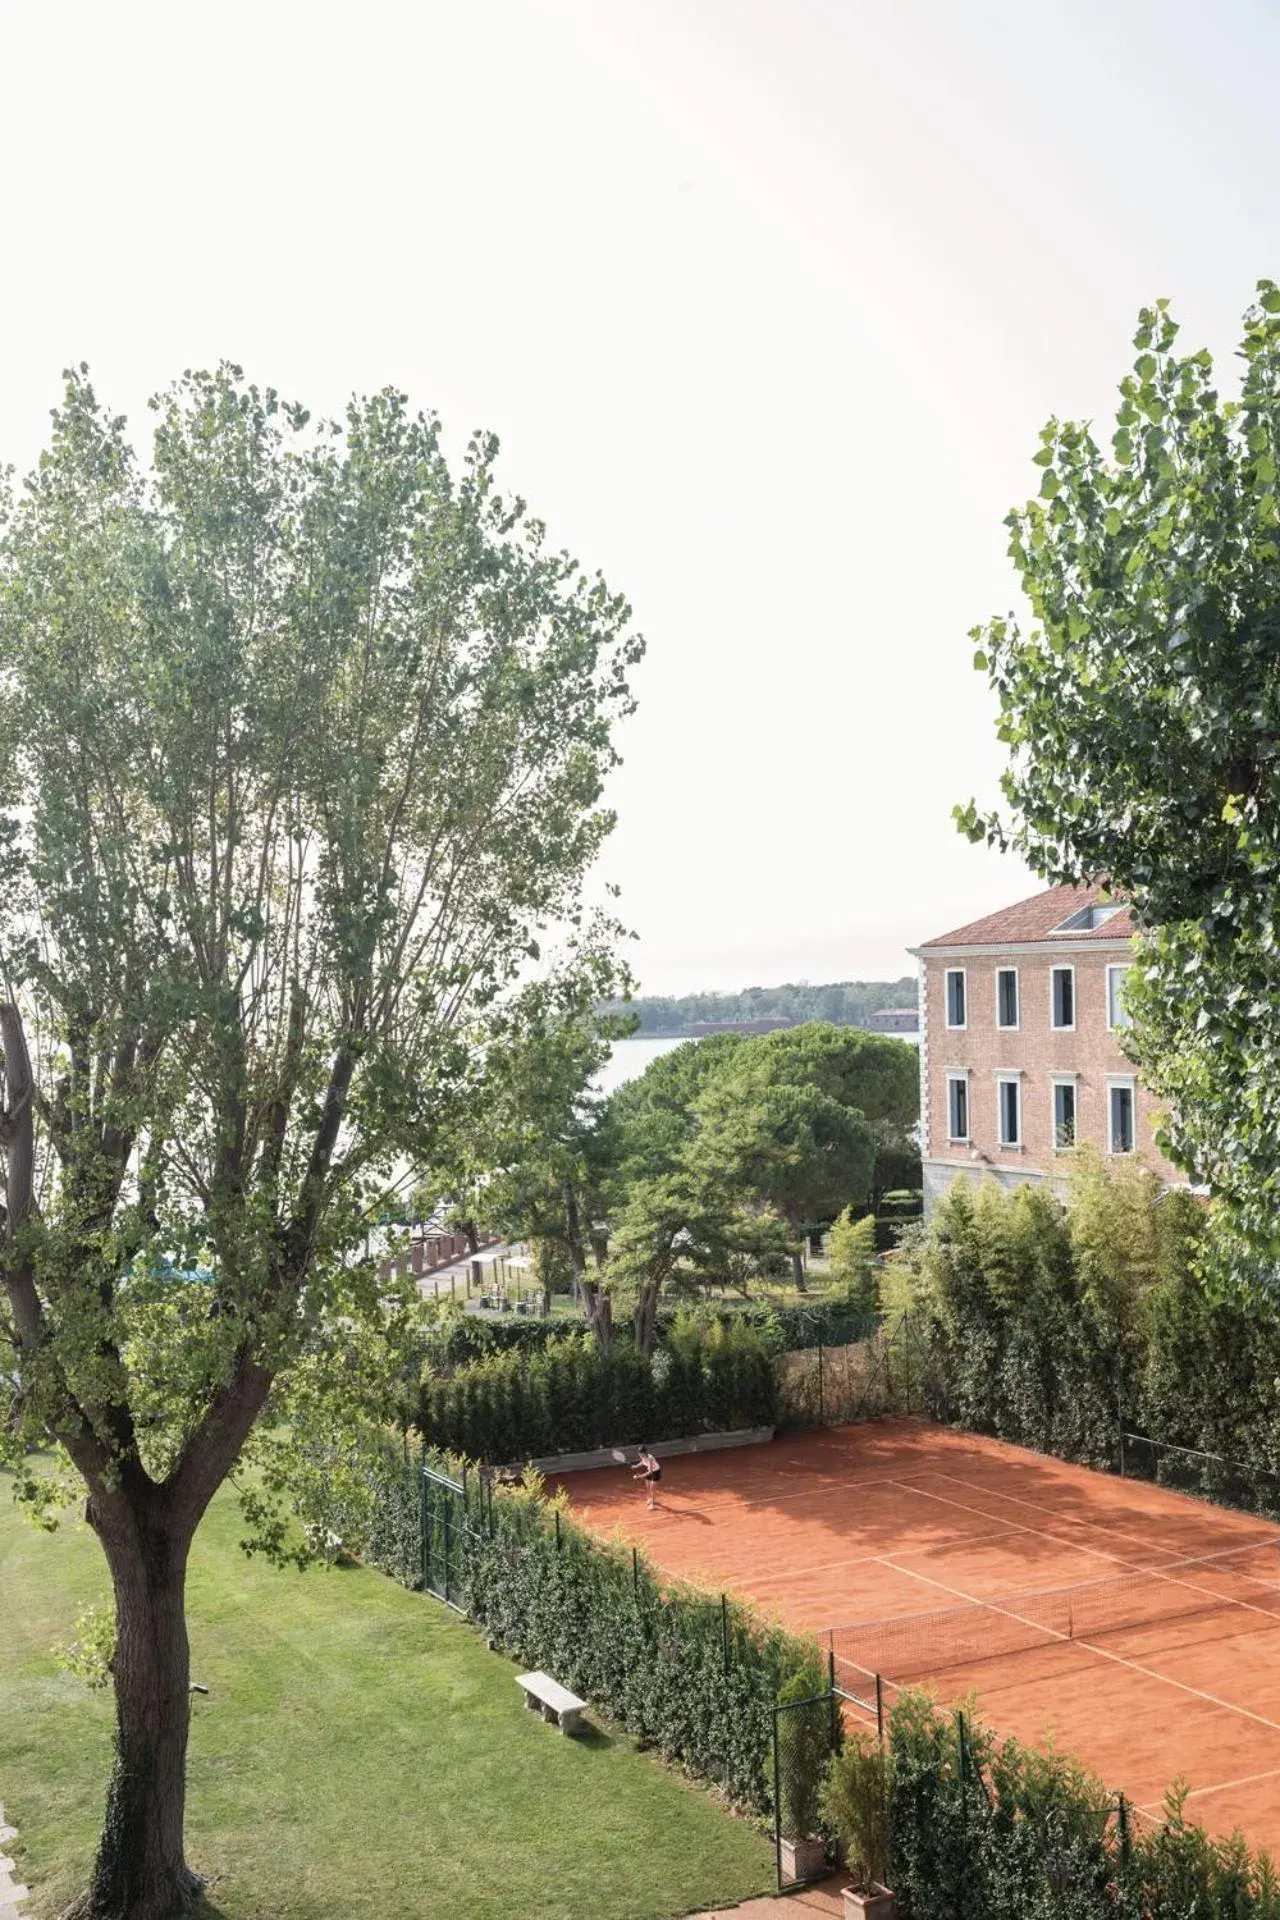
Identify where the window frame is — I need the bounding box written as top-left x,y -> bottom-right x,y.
945,1070 -> 970,1143
1051,1074 -> 1078,1153
945,967 -> 967,1031
1108,1075 -> 1137,1155
995,966 -> 1020,1031
996,1072 -> 1022,1149
1050,964 -> 1076,1033
1106,963 -> 1133,1032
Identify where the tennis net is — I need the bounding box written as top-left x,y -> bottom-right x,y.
826,1537 -> 1280,1692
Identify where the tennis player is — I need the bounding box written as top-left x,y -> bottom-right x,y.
633,1445 -> 662,1511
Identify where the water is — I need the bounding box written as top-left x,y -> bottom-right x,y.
594,1033 -> 690,1094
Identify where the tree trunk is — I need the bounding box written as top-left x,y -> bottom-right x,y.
582,1281 -> 613,1346
789,1218 -> 808,1293
634,1281 -> 660,1355
463,1218 -> 480,1255
564,1181 -> 613,1346
67,1496 -> 202,1920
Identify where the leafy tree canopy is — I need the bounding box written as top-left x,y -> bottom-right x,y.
958,283 -> 1280,1263
0,363 -> 640,1918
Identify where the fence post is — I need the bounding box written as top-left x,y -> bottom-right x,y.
721,1594 -> 731,1673
420,1469 -> 430,1592
1116,1792 -> 1130,1865
772,1704 -> 783,1893
554,1508 -> 562,1552
1118,1419 -> 1127,1478
876,1672 -> 884,1744
632,1544 -> 639,1598
828,1649 -> 838,1750
818,1340 -> 825,1427
958,1710 -> 968,1916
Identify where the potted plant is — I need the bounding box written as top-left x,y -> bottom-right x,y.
775,1670 -> 830,1884
818,1733 -> 895,1919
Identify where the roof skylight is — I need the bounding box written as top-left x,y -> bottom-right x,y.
1050,903 -> 1123,933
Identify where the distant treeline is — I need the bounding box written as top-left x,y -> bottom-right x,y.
606,977 -> 918,1036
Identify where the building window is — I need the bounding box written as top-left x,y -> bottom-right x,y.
996,968 -> 1019,1029
1107,964 -> 1133,1030
945,969 -> 966,1029
1109,1079 -> 1136,1154
1052,1079 -> 1077,1151
1051,965 -> 1075,1030
946,1073 -> 969,1142
997,1075 -> 1021,1148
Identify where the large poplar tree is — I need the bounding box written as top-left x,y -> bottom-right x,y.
0,366 -> 640,1917
959,282 -> 1280,1261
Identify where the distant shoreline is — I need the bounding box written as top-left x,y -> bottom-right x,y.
603,976 -> 919,1043
632,1016 -> 918,1039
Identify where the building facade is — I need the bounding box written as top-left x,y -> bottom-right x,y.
912,884 -> 1183,1214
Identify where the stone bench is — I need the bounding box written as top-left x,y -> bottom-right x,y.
516,1669 -> 586,1735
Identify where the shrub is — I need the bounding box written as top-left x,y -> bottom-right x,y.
820,1732 -> 890,1892
419,1321 -> 778,1464
826,1208 -> 879,1314
913,1155 -> 1209,1469
775,1663 -> 831,1841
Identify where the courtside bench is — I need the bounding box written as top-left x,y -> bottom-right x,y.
516,1670 -> 586,1735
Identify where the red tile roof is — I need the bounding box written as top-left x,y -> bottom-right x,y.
918,884 -> 1135,949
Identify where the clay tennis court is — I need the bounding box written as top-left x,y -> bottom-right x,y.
554,1419 -> 1280,1857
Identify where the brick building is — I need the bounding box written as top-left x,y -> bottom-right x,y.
911,883 -> 1185,1214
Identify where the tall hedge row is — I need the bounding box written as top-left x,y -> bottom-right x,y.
915,1158 -> 1218,1469
418,1320 -> 777,1464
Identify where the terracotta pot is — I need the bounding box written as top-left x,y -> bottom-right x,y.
843,1887 -> 897,1920
779,1836 -> 827,1883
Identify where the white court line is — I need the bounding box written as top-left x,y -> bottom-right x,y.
861,1474 -> 1280,1636
874,1552 -> 1280,1737
929,1465 -> 1280,1563
1164,1759 -> 1280,1807
882,1470 -> 1280,1593
873,1474 -> 1163,1580
741,1523 -> 1039,1592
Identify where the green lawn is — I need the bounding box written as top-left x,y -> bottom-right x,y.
0,1474 -> 772,1920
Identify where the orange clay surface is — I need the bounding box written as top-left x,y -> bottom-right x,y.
554,1420 -> 1280,1858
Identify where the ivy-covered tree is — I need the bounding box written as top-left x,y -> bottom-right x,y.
0,367 -> 640,1919
959,282 -> 1280,1263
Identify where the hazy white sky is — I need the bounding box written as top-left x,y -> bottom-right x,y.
2,0 -> 1277,991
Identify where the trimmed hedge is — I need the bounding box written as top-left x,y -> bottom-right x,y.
418,1322 -> 777,1464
